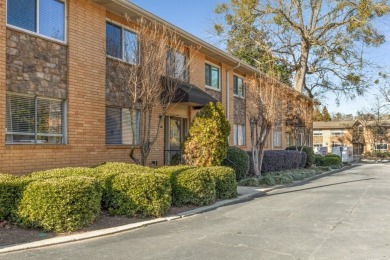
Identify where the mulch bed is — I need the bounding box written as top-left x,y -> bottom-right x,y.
0,205 -> 197,248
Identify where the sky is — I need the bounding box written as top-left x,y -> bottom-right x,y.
130,0 -> 390,116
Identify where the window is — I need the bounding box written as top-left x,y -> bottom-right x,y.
233,124 -> 245,146
167,50 -> 188,82
331,130 -> 344,136
106,107 -> 140,145
106,21 -> 138,64
6,93 -> 65,144
313,130 -> 322,136
313,144 -> 323,148
233,75 -> 244,97
331,142 -> 342,147
205,63 -> 219,89
273,121 -> 282,147
7,0 -> 65,41
375,143 -> 388,151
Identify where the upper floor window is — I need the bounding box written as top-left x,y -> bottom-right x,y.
205,63 -> 219,90
331,130 -> 344,136
7,0 -> 66,41
313,130 -> 322,136
233,75 -> 244,98
6,93 -> 65,144
106,21 -> 138,64
167,50 -> 188,82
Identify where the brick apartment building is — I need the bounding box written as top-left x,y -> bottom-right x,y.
1,0 -> 312,174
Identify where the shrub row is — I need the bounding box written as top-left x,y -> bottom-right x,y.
222,146 -> 249,181
286,146 -> 315,168
315,154 -> 342,167
1,163 -> 237,233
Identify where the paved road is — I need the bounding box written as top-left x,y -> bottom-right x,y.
2,163 -> 390,260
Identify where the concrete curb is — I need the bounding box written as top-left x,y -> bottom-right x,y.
0,165 -> 356,254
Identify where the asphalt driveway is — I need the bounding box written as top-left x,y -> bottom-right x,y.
2,163 -> 390,260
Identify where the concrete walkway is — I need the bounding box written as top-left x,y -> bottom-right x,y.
0,165 -> 355,255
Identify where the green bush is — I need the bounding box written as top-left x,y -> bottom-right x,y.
184,102 -> 230,166
320,156 -> 342,167
157,166 -> 216,206
259,175 -> 276,186
239,178 -> 260,187
0,174 -> 31,221
108,172 -> 171,217
28,167 -> 97,180
18,176 -> 102,233
222,146 -> 249,181
275,174 -> 294,185
206,166 -> 237,199
289,172 -> 306,181
286,146 -> 315,167
94,162 -> 154,208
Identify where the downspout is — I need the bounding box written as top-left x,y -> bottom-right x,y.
226,63 -> 241,144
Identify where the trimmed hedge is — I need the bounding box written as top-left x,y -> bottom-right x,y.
18,176 -> 102,233
108,172 -> 171,217
315,154 -> 342,167
205,166 -> 237,199
286,146 -> 315,167
94,162 -> 154,208
28,167 -> 97,180
157,166 -> 216,206
222,146 -> 250,181
0,174 -> 31,221
261,150 -> 303,173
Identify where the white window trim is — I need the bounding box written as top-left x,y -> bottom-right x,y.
6,92 -> 67,145
106,19 -> 139,65
233,74 -> 245,98
205,61 -> 221,92
6,0 -> 67,44
313,130 -> 323,136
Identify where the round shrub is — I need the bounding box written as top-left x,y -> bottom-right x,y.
94,162 -> 154,208
205,166 -> 237,199
18,176 -> 102,233
0,174 -> 31,221
239,178 -> 259,187
320,156 -> 342,167
222,146 -> 249,181
158,166 -> 216,206
286,146 -> 315,167
108,172 -> 171,217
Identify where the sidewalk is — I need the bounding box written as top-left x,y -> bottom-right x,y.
0,165 -> 356,254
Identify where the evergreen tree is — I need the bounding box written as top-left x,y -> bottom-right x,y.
312,107 -> 323,121
322,106 -> 332,122
183,102 -> 231,166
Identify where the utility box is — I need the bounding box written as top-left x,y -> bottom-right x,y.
332,146 -> 353,163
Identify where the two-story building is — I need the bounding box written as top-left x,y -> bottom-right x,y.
1,0 -> 312,174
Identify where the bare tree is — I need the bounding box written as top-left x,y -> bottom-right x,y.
246,74 -> 285,176
106,17 -> 196,165
285,93 -> 313,150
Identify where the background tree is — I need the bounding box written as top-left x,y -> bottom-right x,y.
357,96 -> 389,151
183,102 -> 230,167
322,106 -> 332,122
107,17 -> 195,165
312,106 -> 323,121
246,74 -> 285,176
214,0 -> 390,99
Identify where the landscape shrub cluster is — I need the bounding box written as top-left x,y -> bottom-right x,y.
362,151 -> 390,159
222,146 -> 249,181
261,150 -> 304,173
1,163 -> 237,233
315,154 -> 343,168
286,146 -> 315,167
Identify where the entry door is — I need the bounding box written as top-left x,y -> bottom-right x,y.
164,117 -> 188,165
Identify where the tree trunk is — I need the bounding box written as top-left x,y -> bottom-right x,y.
293,42 -> 310,93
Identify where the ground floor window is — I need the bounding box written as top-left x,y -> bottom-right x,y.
6,93 -> 65,144
375,143 -> 388,151
273,130 -> 282,147
106,107 -> 140,145
332,142 -> 343,147
233,124 -> 245,146
313,143 -> 323,148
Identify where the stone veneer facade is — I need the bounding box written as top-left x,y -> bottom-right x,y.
6,29 -> 68,99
